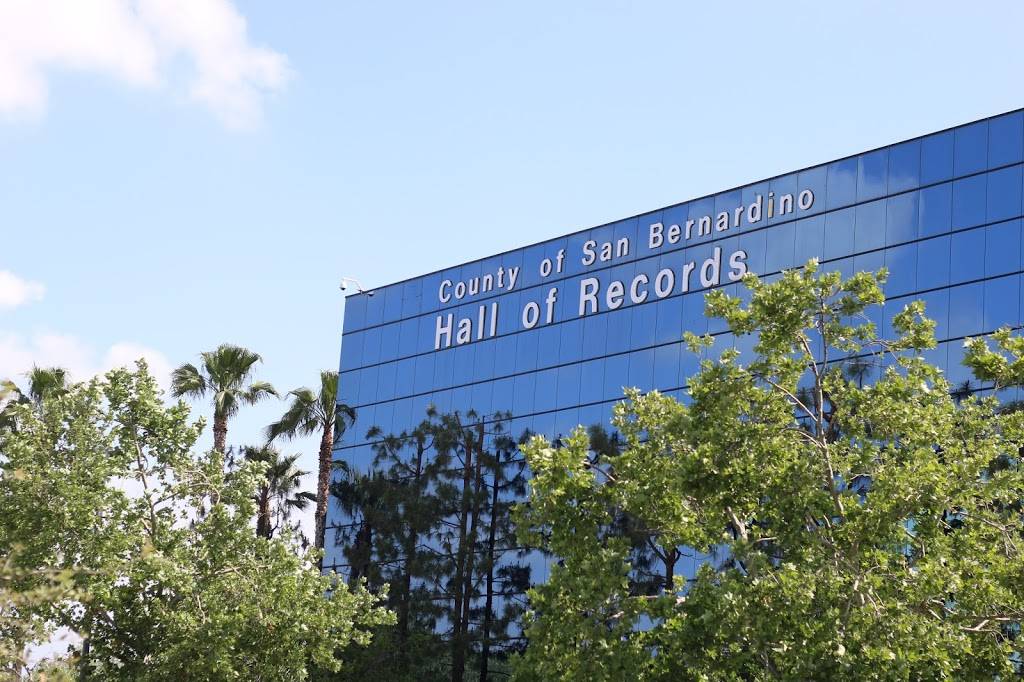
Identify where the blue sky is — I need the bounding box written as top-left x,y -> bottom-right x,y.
1,1 -> 1023,506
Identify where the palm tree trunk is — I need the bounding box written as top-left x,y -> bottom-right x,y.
315,424 -> 334,556
257,488 -> 272,538
213,414 -> 228,454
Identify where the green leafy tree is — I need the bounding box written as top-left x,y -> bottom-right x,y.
0,366 -> 69,431
241,444 -> 317,540
267,370 -> 356,554
515,262 -> 1024,680
0,362 -> 393,680
171,343 -> 277,453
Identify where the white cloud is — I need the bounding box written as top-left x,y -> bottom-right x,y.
0,270 -> 46,310
0,0 -> 290,130
0,331 -> 172,391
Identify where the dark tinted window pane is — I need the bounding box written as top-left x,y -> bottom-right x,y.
793,215 -> 824,265
823,208 -> 855,260
533,368 -> 558,413
515,331 -> 538,373
826,158 -> 857,209
765,221 -> 796,273
512,373 -> 536,416
653,344 -> 682,390
888,140 -> 921,192
884,244 -> 916,297
919,289 -> 949,339
579,359 -> 604,404
954,121 -> 988,176
921,131 -> 954,185
986,166 -> 1023,222
854,200 -> 886,252
581,312 -> 608,358
857,149 -> 888,201
988,112 -> 1024,167
886,191 -> 919,245
535,324 -> 562,370
602,354 -> 629,401
984,275 -> 1019,331
949,282 -> 984,338
377,362 -> 397,403
681,290 -> 708,336
605,308 -> 632,354
627,349 -> 655,393
919,183 -> 952,237
630,301 -> 658,350
558,318 -> 584,364
916,236 -> 950,290
344,294 -> 367,331
738,228 -> 767,275
985,220 -> 1021,277
798,166 -> 827,217
654,296 -> 684,345
949,229 -> 984,284
951,175 -> 986,230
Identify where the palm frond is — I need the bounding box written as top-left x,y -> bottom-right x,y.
170,363 -> 207,399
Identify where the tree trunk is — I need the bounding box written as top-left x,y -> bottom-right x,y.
450,426 -> 476,682
399,441 -> 425,642
479,457 -> 501,682
213,414 -> 228,454
663,547 -> 678,592
256,487 -> 272,538
315,423 -> 334,561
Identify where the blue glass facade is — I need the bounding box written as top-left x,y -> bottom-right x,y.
325,109 -> 1024,578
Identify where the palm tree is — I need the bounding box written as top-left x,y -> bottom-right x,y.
0,366 -> 69,430
24,366 -> 69,405
241,445 -> 316,539
170,344 -> 277,454
265,370 -> 356,552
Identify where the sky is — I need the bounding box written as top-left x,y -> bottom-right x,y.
1,0 -> 1023,532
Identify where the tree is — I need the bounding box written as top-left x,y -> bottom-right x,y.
514,262 -> 1024,680
241,444 -> 317,540
327,409 -> 533,682
267,370 -> 356,554
0,366 -> 69,431
0,362 -> 392,680
171,344 -> 277,453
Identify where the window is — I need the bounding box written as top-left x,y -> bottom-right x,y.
535,324 -> 562,370
765,221 -> 796,273
884,244 -> 917,297
948,282 -> 984,338
362,326 -> 382,365
956,122 -> 990,177
605,308 -> 632,354
512,373 -> 537,417
918,289 -> 950,340
472,339 -> 497,381
382,285 -> 403,324
654,344 -> 682,390
376,362 -> 397,403
630,301 -> 658,351
854,200 -> 886,252
797,166 -> 827,216
579,359 -> 605,404
921,131 -> 954,185
602,354 -> 630,401
988,112 -> 1024,168
344,295 -> 367,332
857,149 -> 888,201
984,276 -> 1019,331
555,364 -> 581,410
582,312 -> 608,359
413,354 -> 435,394
339,331 -> 364,372
949,229 -> 984,284
951,175 -> 987,230
885,191 -> 919,245
558,318 -> 584,365
793,215 -> 824,265
826,158 -> 858,209
984,220 -> 1021,277
492,335 -> 516,378
888,140 -> 921,193
916,236 -> 950,290
432,347 -> 455,389
918,182 -> 952,237
654,296 -> 685,345
823,207 -> 855,260
627,349 -> 655,393
515,331 -> 539,373
986,165 -> 1023,223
